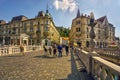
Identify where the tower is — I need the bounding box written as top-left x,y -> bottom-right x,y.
76,8 -> 80,18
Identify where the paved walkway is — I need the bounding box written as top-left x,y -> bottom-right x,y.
0,49 -> 80,80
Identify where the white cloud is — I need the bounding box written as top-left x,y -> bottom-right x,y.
53,0 -> 77,12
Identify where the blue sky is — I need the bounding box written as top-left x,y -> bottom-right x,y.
0,0 -> 120,37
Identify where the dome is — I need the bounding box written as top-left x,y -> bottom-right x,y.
45,10 -> 51,17
45,12 -> 51,17
37,11 -> 45,17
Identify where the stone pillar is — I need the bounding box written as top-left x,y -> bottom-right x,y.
27,39 -> 28,46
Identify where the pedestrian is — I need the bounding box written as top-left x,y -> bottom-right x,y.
57,44 -> 63,57
44,45 -> 47,56
53,45 -> 57,57
65,45 -> 69,56
48,46 -> 52,55
20,45 -> 24,56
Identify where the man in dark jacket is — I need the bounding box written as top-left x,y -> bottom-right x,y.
57,45 -> 62,57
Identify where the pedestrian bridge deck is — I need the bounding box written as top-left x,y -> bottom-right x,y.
0,50 -> 94,80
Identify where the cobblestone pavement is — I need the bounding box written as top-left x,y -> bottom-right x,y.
0,49 -> 80,80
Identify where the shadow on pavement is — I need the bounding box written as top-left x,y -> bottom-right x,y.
67,50 -> 94,80
67,51 -> 81,80
34,55 -> 56,59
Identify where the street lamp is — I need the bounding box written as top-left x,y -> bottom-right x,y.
88,12 -> 97,52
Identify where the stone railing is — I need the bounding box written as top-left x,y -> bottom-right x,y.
0,45 -> 43,56
0,47 -> 9,55
93,56 -> 120,80
76,48 -> 120,80
25,45 -> 43,52
95,48 -> 120,58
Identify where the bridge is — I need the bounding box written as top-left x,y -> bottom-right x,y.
0,46 -> 120,80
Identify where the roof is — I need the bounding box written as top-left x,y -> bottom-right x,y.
37,11 -> 45,17
76,8 -> 80,18
97,16 -> 106,22
62,37 -> 69,40
115,37 -> 119,40
0,20 -> 6,24
11,15 -> 28,22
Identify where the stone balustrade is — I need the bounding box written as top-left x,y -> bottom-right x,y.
0,47 -> 9,55
95,48 -> 120,58
0,45 -> 43,56
76,48 -> 120,80
93,56 -> 120,80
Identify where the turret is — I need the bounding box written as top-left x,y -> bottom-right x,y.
76,8 -> 80,18
90,12 -> 94,19
45,4 -> 51,17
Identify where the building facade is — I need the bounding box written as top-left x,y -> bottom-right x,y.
0,9 -> 60,46
69,8 -> 115,48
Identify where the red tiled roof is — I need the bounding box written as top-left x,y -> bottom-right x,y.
97,16 -> 106,22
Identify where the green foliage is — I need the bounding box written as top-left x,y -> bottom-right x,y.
57,27 -> 70,37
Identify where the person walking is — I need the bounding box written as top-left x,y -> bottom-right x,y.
44,45 -> 47,56
48,46 -> 52,55
65,45 -> 69,56
20,45 -> 24,56
53,45 -> 57,57
57,44 -> 62,57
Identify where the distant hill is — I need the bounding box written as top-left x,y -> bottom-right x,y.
56,26 -> 70,37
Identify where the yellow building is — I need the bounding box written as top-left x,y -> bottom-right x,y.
0,9 -> 60,46
69,8 -> 115,48
60,37 -> 69,45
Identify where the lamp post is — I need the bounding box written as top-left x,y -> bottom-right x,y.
88,12 -> 96,52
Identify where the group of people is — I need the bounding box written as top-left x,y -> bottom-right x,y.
43,44 -> 70,57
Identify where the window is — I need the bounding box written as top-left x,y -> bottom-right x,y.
38,22 -> 40,30
45,26 -> 49,31
18,28 -> 20,33
13,27 -> 16,34
30,21 -> 33,32
76,28 -> 80,32
38,22 -> 40,25
76,20 -> 81,25
76,28 -> 78,32
46,20 -> 49,24
78,28 -> 80,32
24,23 -> 27,32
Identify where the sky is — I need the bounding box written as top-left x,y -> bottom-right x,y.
0,0 -> 120,37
